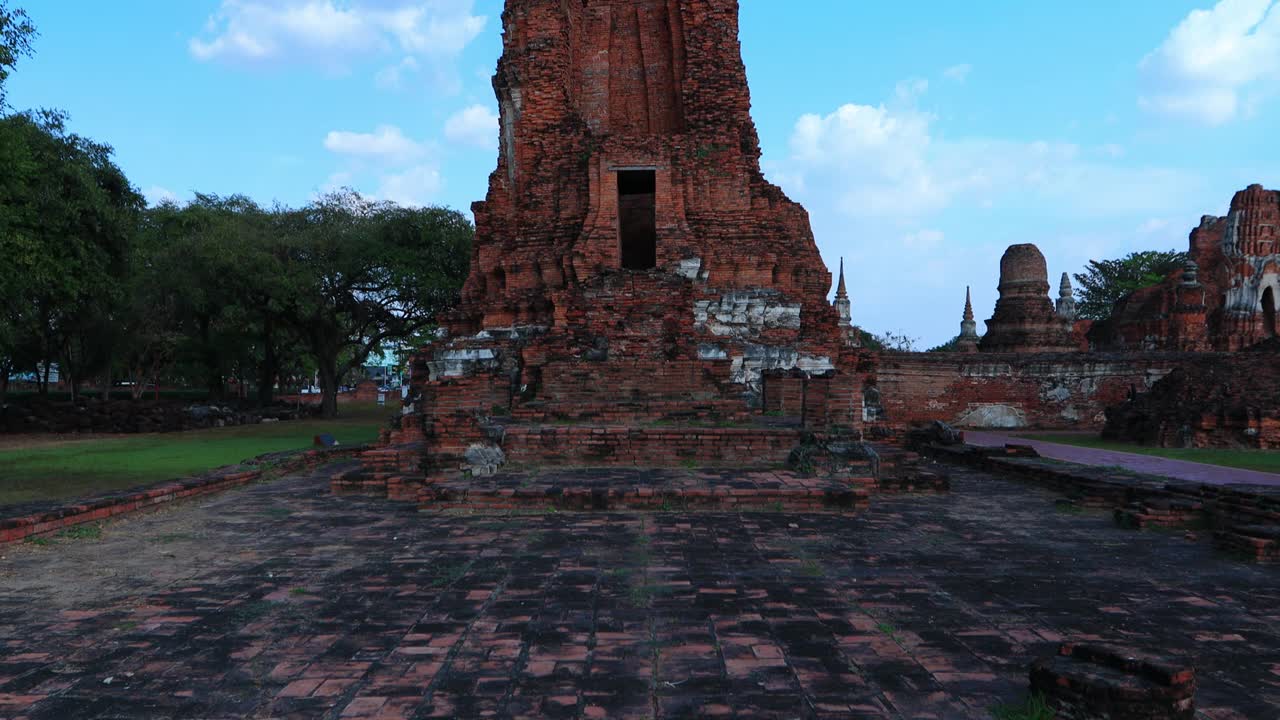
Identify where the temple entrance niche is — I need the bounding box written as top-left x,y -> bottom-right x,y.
618,169 -> 657,270
1263,286 -> 1277,338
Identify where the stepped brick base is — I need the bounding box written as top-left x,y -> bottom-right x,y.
874,447 -> 951,493
1030,643 -> 1196,719
416,468 -> 874,513
500,424 -> 804,467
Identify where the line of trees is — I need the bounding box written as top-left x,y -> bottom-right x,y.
0,3 -> 472,416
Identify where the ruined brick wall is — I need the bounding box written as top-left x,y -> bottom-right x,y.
1103,340 -> 1280,448
1095,184 -> 1280,352
876,352 -> 1195,430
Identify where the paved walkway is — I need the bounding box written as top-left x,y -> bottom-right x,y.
965,431 -> 1280,487
1,464 -> 1277,718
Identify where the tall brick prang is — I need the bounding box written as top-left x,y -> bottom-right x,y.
349,0 -> 874,495
445,0 -> 839,339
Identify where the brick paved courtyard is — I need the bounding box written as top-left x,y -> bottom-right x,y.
1,463 -> 1277,719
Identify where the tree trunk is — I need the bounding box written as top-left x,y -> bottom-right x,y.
39,360 -> 50,395
199,315 -> 221,400
0,362 -> 10,408
317,356 -> 340,418
131,366 -> 144,400
102,365 -> 111,404
258,315 -> 277,407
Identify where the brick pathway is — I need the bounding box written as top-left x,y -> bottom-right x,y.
966,431 -> 1280,487
1,463 -> 1277,718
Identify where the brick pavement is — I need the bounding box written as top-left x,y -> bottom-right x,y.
1,462 -> 1277,718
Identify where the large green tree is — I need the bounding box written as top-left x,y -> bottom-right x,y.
1072,250 -> 1189,320
0,110 -> 142,401
130,195 -> 282,400
275,190 -> 472,417
0,0 -> 35,405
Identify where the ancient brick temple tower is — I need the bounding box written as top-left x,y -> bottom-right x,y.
446,0 -> 840,337
979,244 -> 1076,353
1096,184 -> 1280,351
350,0 -> 873,494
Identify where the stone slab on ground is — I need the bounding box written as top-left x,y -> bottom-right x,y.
0,464 -> 1277,718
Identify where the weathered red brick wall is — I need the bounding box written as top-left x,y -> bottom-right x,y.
1103,342 -> 1280,448
877,352 -> 1197,430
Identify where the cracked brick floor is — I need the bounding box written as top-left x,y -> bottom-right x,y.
1,462 -> 1277,719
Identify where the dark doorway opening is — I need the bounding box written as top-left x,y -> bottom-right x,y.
1264,287 -> 1277,338
618,170 -> 656,270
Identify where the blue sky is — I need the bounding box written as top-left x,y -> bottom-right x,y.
9,0 -> 1280,346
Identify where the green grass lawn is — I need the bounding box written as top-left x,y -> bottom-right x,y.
0,403 -> 391,507
1022,433 -> 1280,475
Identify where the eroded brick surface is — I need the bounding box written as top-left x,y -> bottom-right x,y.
1095,184 -> 1280,352
1103,339 -> 1280,449
1,463 -> 1277,718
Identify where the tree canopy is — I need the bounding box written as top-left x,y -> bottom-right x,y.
0,1 -> 36,110
0,5 -> 475,415
1072,250 -> 1189,320
0,110 -> 143,401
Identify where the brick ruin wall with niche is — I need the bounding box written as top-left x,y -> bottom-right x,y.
874,353 -> 1206,431
447,0 -> 840,341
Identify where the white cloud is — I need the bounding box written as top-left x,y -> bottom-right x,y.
783,87 -> 1200,223
377,164 -> 442,207
191,0 -> 486,88
443,104 -> 499,149
144,186 -> 180,206
789,98 -> 945,217
943,63 -> 972,82
1139,0 -> 1280,125
902,229 -> 944,250
781,80 -> 1208,347
322,125 -> 442,206
375,55 -> 419,89
1137,218 -> 1171,234
323,125 -> 425,161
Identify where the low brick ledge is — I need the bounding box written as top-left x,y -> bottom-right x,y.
0,445 -> 367,545
423,484 -> 874,513
922,442 -> 1280,560
1030,642 -> 1196,719
411,469 -> 877,513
